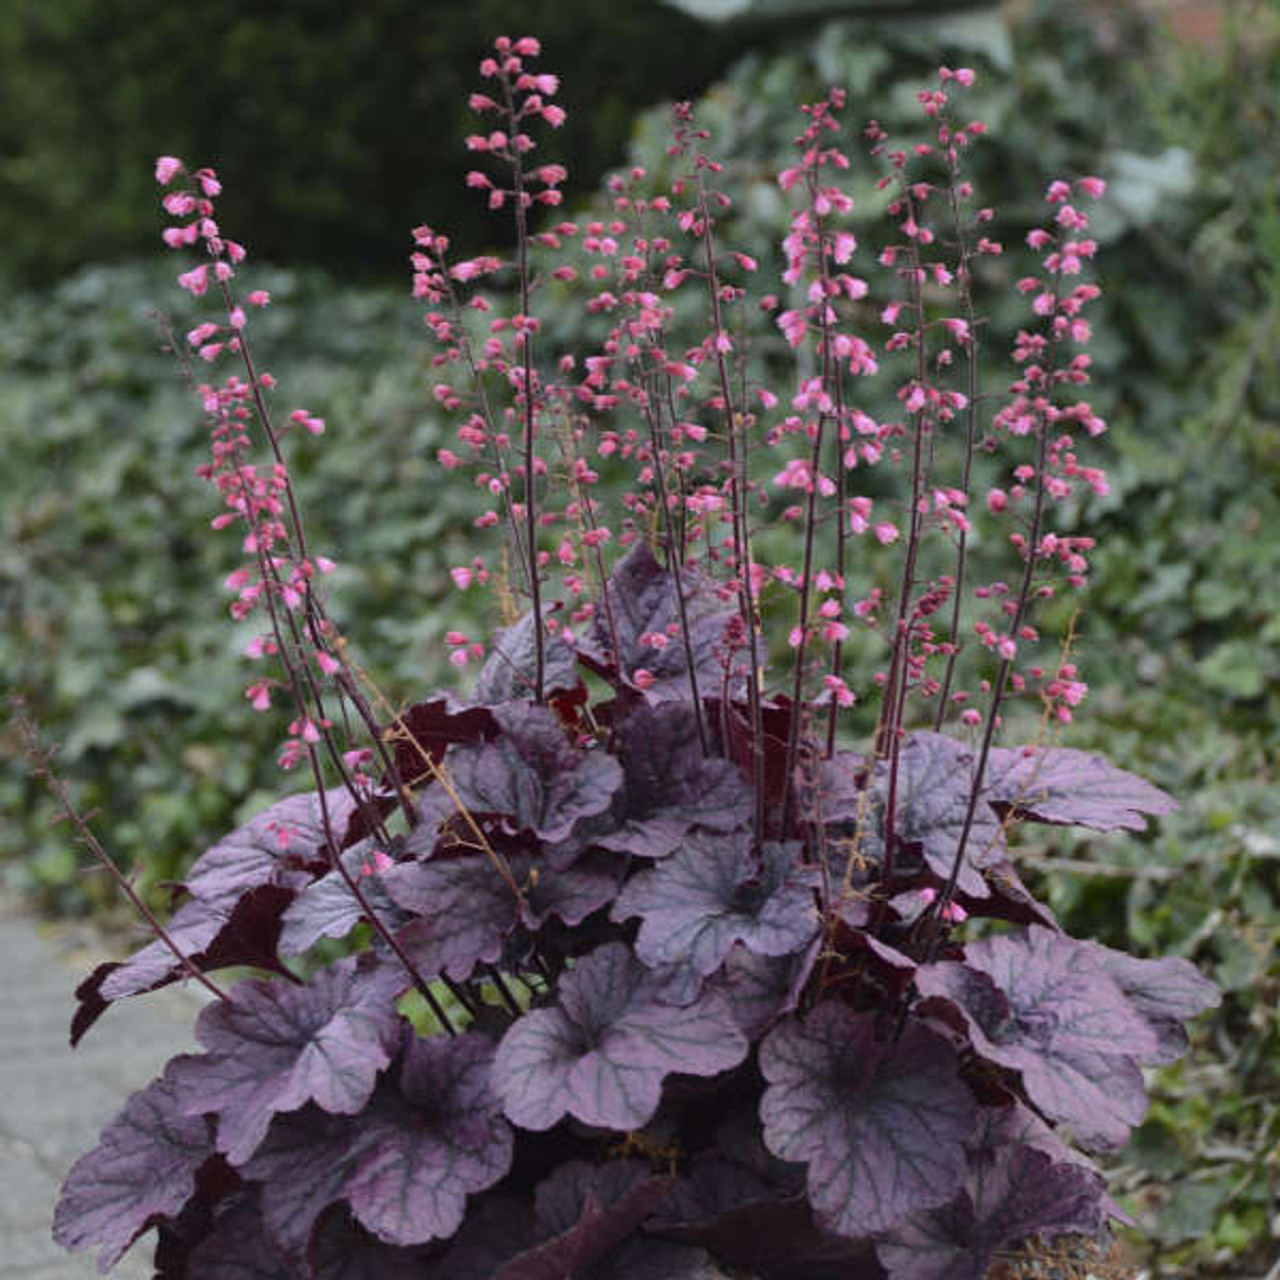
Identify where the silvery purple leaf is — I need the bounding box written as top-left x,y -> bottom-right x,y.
598,704 -> 752,858
384,853 -> 520,982
473,610 -> 581,704
185,789 -> 359,909
493,942 -> 748,1131
443,702 -> 622,843
759,1002 -> 974,1235
986,744 -> 1177,831
520,851 -> 626,929
579,541 -> 735,702
172,957 -> 403,1164
612,835 -> 818,995
1083,942 -> 1220,1064
242,1107 -> 375,1268
343,1032 -> 513,1246
714,939 -> 818,1041
53,1062 -> 214,1272
915,926 -> 1158,1150
810,750 -> 870,826
279,844 -> 406,957
875,1143 -> 1108,1280
875,733 -> 1005,898
598,1239 -> 734,1279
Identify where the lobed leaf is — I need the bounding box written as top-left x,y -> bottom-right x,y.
759,1002 -> 975,1235
578,540 -> 735,702
612,833 -> 818,999
278,842 -> 406,957
440,701 -> 622,844
986,743 -> 1177,832
53,1062 -> 214,1272
172,957 -> 404,1165
493,941 -> 748,1131
472,610 -> 581,704
597,703 -> 752,858
915,926 -> 1159,1150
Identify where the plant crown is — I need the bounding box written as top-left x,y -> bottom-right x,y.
50,36 -> 1219,1280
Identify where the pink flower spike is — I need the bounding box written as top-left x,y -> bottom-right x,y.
541,104 -> 567,127
1078,176 -> 1107,198
247,290 -> 271,306
229,306 -> 247,330
873,522 -> 899,546
154,155 -> 183,184
315,650 -> 341,676
315,556 -> 337,574
450,566 -> 474,590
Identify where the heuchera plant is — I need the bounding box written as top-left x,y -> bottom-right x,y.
39,36 -> 1220,1280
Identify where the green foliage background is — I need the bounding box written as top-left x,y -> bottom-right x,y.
2,1 -> 1277,1272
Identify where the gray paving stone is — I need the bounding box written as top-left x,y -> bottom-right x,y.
0,894 -> 201,1278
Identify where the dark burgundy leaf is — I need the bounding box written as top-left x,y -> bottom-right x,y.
309,1209 -> 438,1280
876,733 -> 1006,898
94,884 -> 296,1008
875,1144 -> 1107,1280
579,541 -> 735,702
443,701 -> 622,843
473,610 -> 581,704
186,1194 -> 296,1279
915,926 -> 1159,1150
759,1003 -> 974,1235
172,957 -> 403,1164
612,834 -> 818,997
490,1161 -> 671,1280
343,1031 -> 513,1246
385,852 -> 520,982
598,704 -> 752,858
714,940 -> 819,1041
986,744 -> 1177,832
53,1062 -> 214,1272
384,697 -> 496,792
493,941 -> 748,1131
279,844 -> 406,957
1084,942 -> 1220,1064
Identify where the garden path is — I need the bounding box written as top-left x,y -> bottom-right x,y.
0,893 -> 201,1278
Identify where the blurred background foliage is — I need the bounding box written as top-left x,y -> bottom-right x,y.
2,0 -> 1277,1272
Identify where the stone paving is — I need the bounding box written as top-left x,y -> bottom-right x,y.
0,894 -> 202,1278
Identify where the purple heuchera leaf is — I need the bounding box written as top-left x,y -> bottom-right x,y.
986,743 -> 1177,831
185,789 -> 359,909
384,853 -> 520,982
519,850 -> 625,930
185,1194 -> 296,1279
342,1031 -> 513,1246
493,941 -> 748,1131
242,1107 -> 374,1268
489,1160 -> 671,1280
172,957 -> 403,1165
714,939 -> 819,1041
598,704 -> 752,858
875,1143 -> 1107,1280
53,1061 -> 214,1272
1084,941 -> 1221,1064
875,733 -> 1005,898
279,843 -> 406,957
472,610 -> 581,705
579,541 -> 735,702
309,1208 -> 438,1280
759,1002 -> 975,1235
915,926 -> 1160,1150
442,701 -> 622,843
612,834 -> 818,997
